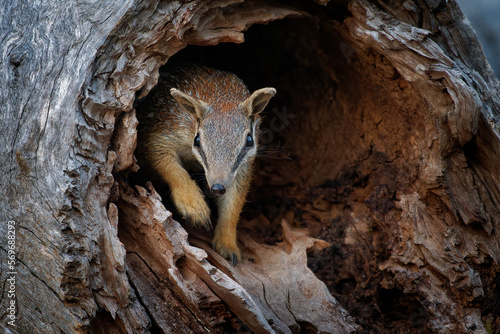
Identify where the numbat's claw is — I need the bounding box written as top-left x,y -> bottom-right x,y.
137,65 -> 275,268
202,220 -> 212,231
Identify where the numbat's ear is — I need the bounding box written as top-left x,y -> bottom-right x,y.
170,88 -> 207,120
242,87 -> 276,117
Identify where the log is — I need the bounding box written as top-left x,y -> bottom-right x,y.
116,180 -> 357,333
1,0 -> 499,333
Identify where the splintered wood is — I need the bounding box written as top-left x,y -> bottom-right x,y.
116,180 -> 358,333
4,0 -> 500,332
111,109 -> 139,174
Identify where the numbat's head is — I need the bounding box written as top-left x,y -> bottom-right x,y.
161,66 -> 275,195
137,65 -> 276,262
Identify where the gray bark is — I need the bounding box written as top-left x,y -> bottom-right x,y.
1,0 -> 499,333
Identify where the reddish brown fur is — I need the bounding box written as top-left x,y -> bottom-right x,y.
137,65 -> 275,264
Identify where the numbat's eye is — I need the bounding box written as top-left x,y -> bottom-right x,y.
194,134 -> 201,147
246,134 -> 254,147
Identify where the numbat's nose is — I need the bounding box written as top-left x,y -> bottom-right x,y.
210,184 -> 226,195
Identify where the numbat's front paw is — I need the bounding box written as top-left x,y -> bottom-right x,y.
174,191 -> 212,230
212,236 -> 241,265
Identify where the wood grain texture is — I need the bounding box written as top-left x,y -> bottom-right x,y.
1,0 -> 500,333
1,1 -> 147,332
341,1 -> 500,331
116,180 -> 358,333
0,0 -> 304,332
189,220 -> 358,333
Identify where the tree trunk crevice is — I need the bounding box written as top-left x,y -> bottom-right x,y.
1,0 -> 499,333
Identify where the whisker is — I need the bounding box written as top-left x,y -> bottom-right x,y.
193,176 -> 207,183
257,143 -> 292,160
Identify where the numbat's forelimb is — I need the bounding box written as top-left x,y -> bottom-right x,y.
137,65 -> 276,265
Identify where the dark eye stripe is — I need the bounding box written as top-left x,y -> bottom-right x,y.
197,146 -> 209,170
193,133 -> 209,169
232,133 -> 254,172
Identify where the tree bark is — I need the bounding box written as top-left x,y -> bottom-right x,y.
1,0 -> 499,333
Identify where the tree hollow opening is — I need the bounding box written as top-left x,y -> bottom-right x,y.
129,6 -> 432,332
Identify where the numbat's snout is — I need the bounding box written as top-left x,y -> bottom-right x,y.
137,65 -> 276,265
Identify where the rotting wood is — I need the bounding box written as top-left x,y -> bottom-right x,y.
116,180 -> 358,333
1,0 -> 500,333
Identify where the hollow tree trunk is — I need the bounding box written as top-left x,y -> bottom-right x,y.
1,0 -> 499,333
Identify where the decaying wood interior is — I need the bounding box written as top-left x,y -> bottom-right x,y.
2,0 -> 500,333
110,1 -> 500,332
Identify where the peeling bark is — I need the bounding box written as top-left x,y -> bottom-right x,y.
1,0 -> 500,333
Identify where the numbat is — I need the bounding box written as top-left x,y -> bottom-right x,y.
137,65 -> 276,264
